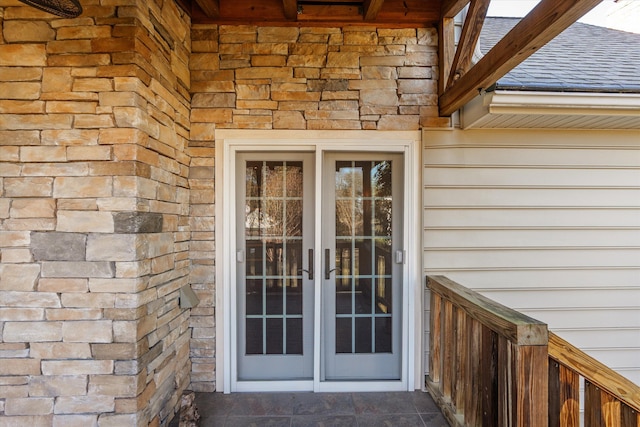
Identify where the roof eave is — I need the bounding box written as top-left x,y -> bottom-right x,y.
461,90 -> 640,130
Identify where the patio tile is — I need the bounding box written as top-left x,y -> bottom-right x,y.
292,414 -> 358,427
227,392 -> 296,416
357,413 -> 426,426
293,392 -> 355,415
224,416 -> 291,427
351,391 -> 417,414
421,411 -> 450,427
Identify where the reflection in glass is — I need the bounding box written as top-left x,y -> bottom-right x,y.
334,160 -> 393,355
244,161 -> 304,356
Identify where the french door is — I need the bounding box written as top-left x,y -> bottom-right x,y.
235,151 -> 404,384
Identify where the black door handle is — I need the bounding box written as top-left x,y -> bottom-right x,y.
325,248 -> 336,280
300,248 -> 314,280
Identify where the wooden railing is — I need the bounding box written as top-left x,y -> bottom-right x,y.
426,275 -> 640,427
548,332 -> 640,427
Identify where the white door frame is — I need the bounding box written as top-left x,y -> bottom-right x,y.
215,130 -> 422,393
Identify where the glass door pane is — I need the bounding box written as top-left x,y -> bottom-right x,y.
237,153 -> 314,381
323,153 -> 403,381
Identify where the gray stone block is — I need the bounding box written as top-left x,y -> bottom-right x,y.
113,212 -> 163,233
31,232 -> 86,261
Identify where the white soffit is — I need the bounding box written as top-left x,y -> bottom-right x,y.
461,90 -> 640,130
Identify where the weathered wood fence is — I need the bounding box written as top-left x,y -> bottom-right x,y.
426,275 -> 640,427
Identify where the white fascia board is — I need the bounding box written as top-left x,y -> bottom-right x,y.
461,90 -> 640,129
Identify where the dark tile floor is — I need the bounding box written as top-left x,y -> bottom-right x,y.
182,391 -> 449,427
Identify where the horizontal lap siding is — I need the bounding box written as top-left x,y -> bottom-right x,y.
422,129 -> 640,385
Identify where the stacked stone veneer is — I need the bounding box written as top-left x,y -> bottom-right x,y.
0,0 -> 193,425
187,24 -> 446,392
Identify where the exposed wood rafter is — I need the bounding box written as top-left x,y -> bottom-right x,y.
283,0 -> 298,20
194,0 -> 220,18
363,0 -> 385,20
446,0 -> 489,88
439,0 -> 604,116
441,0 -> 468,18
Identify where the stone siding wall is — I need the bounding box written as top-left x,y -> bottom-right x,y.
188,24 -> 445,392
0,1 -> 192,425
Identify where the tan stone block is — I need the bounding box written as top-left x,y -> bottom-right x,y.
0,248 -> 33,263
398,79 -> 436,94
0,66 -> 42,82
62,320 -> 113,343
72,78 -> 113,92
3,321 -> 62,342
307,119 -> 361,130
48,54 -> 111,67
46,40 -> 93,54
91,36 -> 135,53
236,83 -> 270,100
95,197 -> 138,211
235,100 -> 278,110
0,264 -> 40,291
2,291 -> 61,308
189,53 -> 219,71
113,107 -> 159,138
0,44 -> 46,66
40,129 -> 97,146
417,28 -> 438,46
41,260 -> 115,279
30,342 -> 92,359
98,91 -> 146,108
251,55 -> 286,67
0,146 -> 19,162
3,21 -> 55,42
319,68 -> 360,79
0,358 -> 40,376
66,146 -> 111,161
399,93 -> 437,106
190,80 -> 235,93
73,114 -> 115,129
53,176 -> 112,198
42,360 -> 113,376
10,198 -> 56,218
30,376 -> 88,397
54,395 -> 115,414
46,101 -> 97,114
0,308 -> 44,321
0,130 -> 40,146
4,218 -> 56,231
86,234 -> 142,262
0,114 -> 73,130
0,82 -> 41,100
236,67 -> 293,80
98,128 -> 147,145
46,308 -> 104,321
360,88 -> 398,106
88,375 -> 137,397
41,68 -> 72,93
272,91 -> 321,102
21,163 -> 89,178
190,108 -> 232,123
305,110 -> 358,120
377,114 -> 419,130
4,397 -> 54,416
326,52 -> 360,68
19,146 -> 66,163
4,177 -> 53,198
91,343 -> 137,360
52,415 -> 98,427
0,100 -> 46,114
61,292 -> 116,309
56,25 -> 111,40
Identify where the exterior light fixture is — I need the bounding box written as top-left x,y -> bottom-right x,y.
18,0 -> 83,18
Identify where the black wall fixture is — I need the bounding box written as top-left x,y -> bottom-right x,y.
18,0 -> 82,18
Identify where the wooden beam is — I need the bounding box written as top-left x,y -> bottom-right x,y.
363,0 -> 385,20
194,0 -> 220,18
441,0 -> 469,18
439,0 -> 604,116
446,0 -> 489,88
283,0 -> 298,20
438,16 -> 455,96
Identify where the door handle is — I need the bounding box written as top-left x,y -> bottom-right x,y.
324,248 -> 336,280
300,248 -> 314,280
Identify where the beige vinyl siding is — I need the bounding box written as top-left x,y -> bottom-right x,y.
422,129 -> 640,385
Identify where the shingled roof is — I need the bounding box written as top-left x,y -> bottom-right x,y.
480,17 -> 640,93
